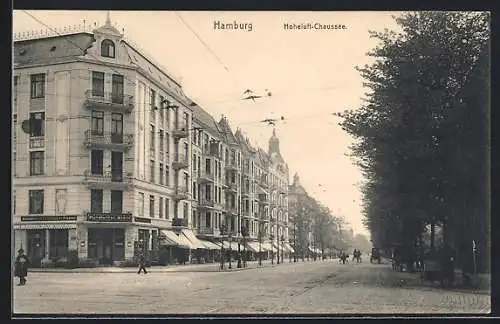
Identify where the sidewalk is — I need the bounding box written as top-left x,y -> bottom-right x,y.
27,259 -> 307,274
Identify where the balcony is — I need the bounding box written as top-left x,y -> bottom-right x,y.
84,130 -> 133,151
173,186 -> 190,201
224,182 -> 238,192
172,153 -> 188,170
197,227 -> 220,236
172,124 -> 188,139
83,90 -> 134,113
199,199 -> 215,209
29,136 -> 45,149
83,170 -> 133,190
225,160 -> 238,171
86,212 -> 133,223
198,171 -> 215,183
225,205 -> 238,215
259,178 -> 269,189
171,217 -> 189,227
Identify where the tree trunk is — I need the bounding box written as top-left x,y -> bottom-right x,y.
430,222 -> 436,251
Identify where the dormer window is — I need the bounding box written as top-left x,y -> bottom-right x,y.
101,39 -> 115,58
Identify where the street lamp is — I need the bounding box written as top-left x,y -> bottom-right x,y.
270,233 -> 274,265
220,224 -> 227,270
228,227 -> 233,270
281,234 -> 285,264
241,225 -> 248,268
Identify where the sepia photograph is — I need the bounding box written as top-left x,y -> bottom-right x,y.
11,10 -> 490,316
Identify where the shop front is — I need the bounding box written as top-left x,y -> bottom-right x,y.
14,216 -> 78,267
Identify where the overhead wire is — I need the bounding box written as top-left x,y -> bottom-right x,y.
18,11 -> 354,130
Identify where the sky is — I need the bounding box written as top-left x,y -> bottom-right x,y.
13,10 -> 402,237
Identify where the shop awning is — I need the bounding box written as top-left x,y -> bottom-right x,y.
245,242 -> 260,253
261,242 -> 273,252
181,229 -> 206,249
160,230 -> 192,249
199,239 -> 220,250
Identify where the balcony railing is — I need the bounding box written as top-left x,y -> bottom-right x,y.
172,124 -> 188,138
172,153 -> 188,170
198,171 -> 215,183
84,130 -> 133,150
224,182 -> 238,192
199,199 -> 215,208
225,160 -> 238,170
225,205 -> 238,214
171,217 -> 189,227
197,227 -> 220,236
83,170 -> 133,189
83,90 -> 134,113
173,186 -> 190,201
29,136 -> 45,149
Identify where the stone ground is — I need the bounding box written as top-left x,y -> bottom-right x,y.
12,258 -> 490,315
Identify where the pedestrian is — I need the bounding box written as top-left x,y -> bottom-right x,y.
14,248 -> 30,286
137,251 -> 148,274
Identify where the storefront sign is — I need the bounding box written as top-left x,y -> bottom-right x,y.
21,215 -> 77,222
86,212 -> 132,222
134,217 -> 152,223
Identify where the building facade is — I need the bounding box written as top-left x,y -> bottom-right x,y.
12,15 -> 292,265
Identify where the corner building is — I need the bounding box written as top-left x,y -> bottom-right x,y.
13,18 -> 193,265
12,15 -> 292,266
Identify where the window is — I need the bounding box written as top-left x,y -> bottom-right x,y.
13,114 -> 17,148
30,151 -> 44,175
111,74 -> 124,104
91,111 -> 104,135
165,166 -> 170,186
150,160 -> 155,183
101,39 -> 115,58
111,113 -> 123,143
91,71 -> 105,97
159,95 -> 165,124
111,151 -> 123,181
90,189 -> 103,213
165,133 -> 169,153
205,184 -> 211,200
29,112 -> 45,137
149,195 -> 155,218
165,199 -> 170,219
150,89 -> 156,122
159,163 -> 164,185
111,190 -> 123,213
205,158 -> 211,174
183,112 -> 188,129
183,202 -> 188,219
183,172 -> 189,189
29,190 -> 44,214
150,125 -> 155,153
138,192 -> 145,216
159,197 -> 164,219
193,181 -> 197,199
30,74 -> 45,99
14,76 -> 18,106
206,212 -> 211,227
159,130 -> 164,155
183,142 -> 188,159
91,150 -> 104,175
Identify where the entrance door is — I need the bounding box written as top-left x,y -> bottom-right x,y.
27,230 -> 45,266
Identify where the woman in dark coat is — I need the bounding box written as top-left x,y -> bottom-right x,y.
15,249 -> 30,286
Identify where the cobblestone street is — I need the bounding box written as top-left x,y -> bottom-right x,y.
13,259 -> 490,315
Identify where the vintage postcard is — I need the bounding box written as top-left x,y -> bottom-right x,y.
11,10 -> 491,316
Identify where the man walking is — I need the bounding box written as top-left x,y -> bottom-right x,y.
137,251 -> 148,274
14,248 -> 30,285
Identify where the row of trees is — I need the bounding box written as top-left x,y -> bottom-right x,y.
289,191 -> 357,258
336,12 -> 490,273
